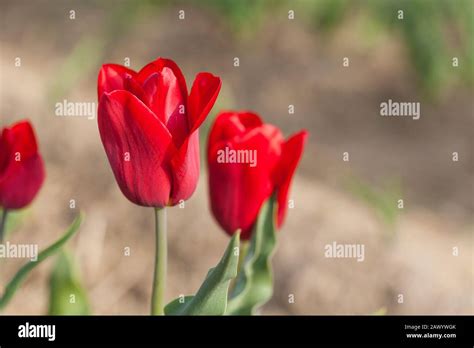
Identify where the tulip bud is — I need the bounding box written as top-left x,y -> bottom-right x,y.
0,120 -> 45,210
207,111 -> 307,239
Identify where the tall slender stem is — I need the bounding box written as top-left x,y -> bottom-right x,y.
151,207 -> 167,315
0,209 -> 8,243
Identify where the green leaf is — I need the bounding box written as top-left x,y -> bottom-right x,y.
164,233 -> 240,315
163,295 -> 194,315
48,250 -> 90,315
0,213 -> 83,310
226,195 -> 277,315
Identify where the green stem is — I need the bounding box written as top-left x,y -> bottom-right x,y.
0,209 -> 8,243
229,239 -> 249,294
151,207 -> 167,315
237,240 -> 249,274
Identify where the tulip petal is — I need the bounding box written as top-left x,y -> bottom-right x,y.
207,111 -> 262,152
188,73 -> 221,133
136,58 -> 188,101
168,130 -> 200,206
208,129 -> 281,239
0,131 -> 8,174
98,90 -> 173,207
6,121 -> 38,155
0,121 -> 40,181
0,121 -> 44,210
142,69 -> 188,147
97,64 -> 137,98
274,131 -> 308,227
0,154 -> 45,209
123,74 -> 146,101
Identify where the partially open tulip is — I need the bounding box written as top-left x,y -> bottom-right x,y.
97,58 -> 221,207
207,111 -> 307,240
0,120 -> 45,210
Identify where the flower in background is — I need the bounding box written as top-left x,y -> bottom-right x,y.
207,111 -> 308,240
0,120 -> 45,210
97,57 -> 221,207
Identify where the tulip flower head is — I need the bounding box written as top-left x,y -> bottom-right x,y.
207,111 -> 307,240
97,58 -> 221,207
0,120 -> 45,210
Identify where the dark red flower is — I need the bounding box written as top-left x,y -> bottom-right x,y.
0,120 -> 45,210
207,111 -> 307,240
97,58 -> 221,207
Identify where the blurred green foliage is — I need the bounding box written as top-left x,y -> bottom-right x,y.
204,0 -> 267,37
347,177 -> 402,236
205,0 -> 473,94
306,0 -> 474,94
0,214 -> 83,311
48,250 -> 90,315
373,306 -> 387,315
54,0 -> 472,99
49,38 -> 103,102
48,0 -> 145,102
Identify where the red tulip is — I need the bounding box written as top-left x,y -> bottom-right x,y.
97,58 -> 221,207
0,120 -> 45,210
207,111 -> 307,240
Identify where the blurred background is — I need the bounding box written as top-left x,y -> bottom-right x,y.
0,0 -> 472,314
